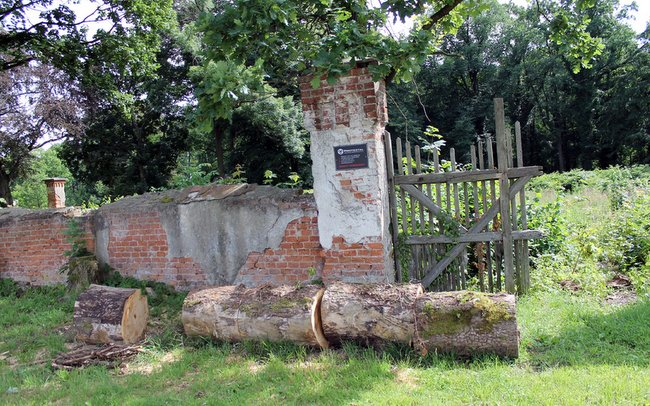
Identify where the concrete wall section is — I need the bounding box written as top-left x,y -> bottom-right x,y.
92,184 -> 316,290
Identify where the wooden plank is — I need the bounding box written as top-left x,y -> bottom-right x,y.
383,131 -> 402,283
406,142 -> 417,238
450,148 -> 461,220
405,230 -> 544,244
396,137 -> 408,235
516,121 -> 530,293
505,124 -> 514,168
406,142 -> 418,280
478,140 -> 492,291
487,136 -> 500,290
471,145 -> 483,291
432,148 -> 442,229
400,185 -> 468,233
393,166 -> 543,185
495,98 -> 515,293
515,121 -> 524,168
420,175 -> 533,287
415,146 -> 426,235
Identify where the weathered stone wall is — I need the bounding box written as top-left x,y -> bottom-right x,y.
91,184 -> 318,290
0,184 -> 323,290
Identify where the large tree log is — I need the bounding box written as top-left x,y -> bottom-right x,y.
73,285 -> 149,344
320,283 -> 424,346
414,291 -> 518,358
182,284 -> 329,348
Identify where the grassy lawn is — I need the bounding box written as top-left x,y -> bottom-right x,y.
2,168 -> 650,405
0,284 -> 648,405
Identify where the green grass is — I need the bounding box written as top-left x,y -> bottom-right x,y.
0,285 -> 648,405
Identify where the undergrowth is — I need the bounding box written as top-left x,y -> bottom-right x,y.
527,166 -> 650,298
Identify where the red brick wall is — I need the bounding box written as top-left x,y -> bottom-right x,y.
0,205 -> 388,288
237,216 -> 387,286
103,211 -> 207,290
0,210 -> 93,284
300,66 -> 388,130
236,215 -> 323,286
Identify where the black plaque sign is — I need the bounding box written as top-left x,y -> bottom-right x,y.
334,144 -> 369,170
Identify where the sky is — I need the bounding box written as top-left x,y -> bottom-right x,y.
507,0 -> 649,34
382,0 -> 648,37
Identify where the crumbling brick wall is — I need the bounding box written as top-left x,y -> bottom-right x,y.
0,208 -> 94,285
0,65 -> 395,289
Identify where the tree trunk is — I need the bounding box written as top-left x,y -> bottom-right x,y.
73,285 -> 149,344
414,291 -> 518,358
181,284 -> 519,357
320,283 -> 423,346
0,171 -> 13,206
182,284 -> 329,348
214,119 -> 226,177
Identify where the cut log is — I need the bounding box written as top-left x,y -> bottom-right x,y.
320,283 -> 424,346
73,284 -> 149,344
182,284 -> 329,348
414,291 -> 518,358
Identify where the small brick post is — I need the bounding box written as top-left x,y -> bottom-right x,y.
300,61 -> 394,283
44,178 -> 67,208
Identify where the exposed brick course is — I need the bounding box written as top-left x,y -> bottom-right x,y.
0,209 -> 93,284
101,211 -> 207,290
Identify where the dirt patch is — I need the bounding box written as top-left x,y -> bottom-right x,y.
248,361 -> 265,374
605,273 -> 637,305
559,280 -> 581,292
606,273 -> 632,289
121,350 -> 179,375
393,367 -> 419,389
605,290 -> 637,306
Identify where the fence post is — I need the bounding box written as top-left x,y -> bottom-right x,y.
494,98 -> 515,293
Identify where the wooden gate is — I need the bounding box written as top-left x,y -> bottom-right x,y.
385,99 -> 543,294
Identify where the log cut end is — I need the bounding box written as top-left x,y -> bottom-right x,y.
73,285 -> 149,344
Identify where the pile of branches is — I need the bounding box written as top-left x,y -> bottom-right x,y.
52,343 -> 143,370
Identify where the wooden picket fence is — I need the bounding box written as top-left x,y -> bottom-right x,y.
385,98 -> 543,294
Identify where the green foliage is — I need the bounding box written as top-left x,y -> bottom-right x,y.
599,194 -> 650,279
11,147 -> 72,209
528,167 -> 650,296
191,60 -> 268,126
62,219 -> 91,259
527,195 -> 567,258
170,159 -> 218,189
60,36 -> 192,198
215,164 -> 248,185
387,0 -> 648,172
195,0 -> 595,89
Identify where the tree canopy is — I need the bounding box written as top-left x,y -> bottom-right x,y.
2,0 -> 647,207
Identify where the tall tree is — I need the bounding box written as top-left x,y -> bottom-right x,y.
60,36 -> 193,197
0,62 -> 82,205
0,0 -> 175,72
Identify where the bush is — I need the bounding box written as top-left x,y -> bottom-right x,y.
599,194 -> 650,278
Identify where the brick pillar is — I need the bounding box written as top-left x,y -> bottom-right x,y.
300,61 -> 394,283
44,178 -> 67,208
